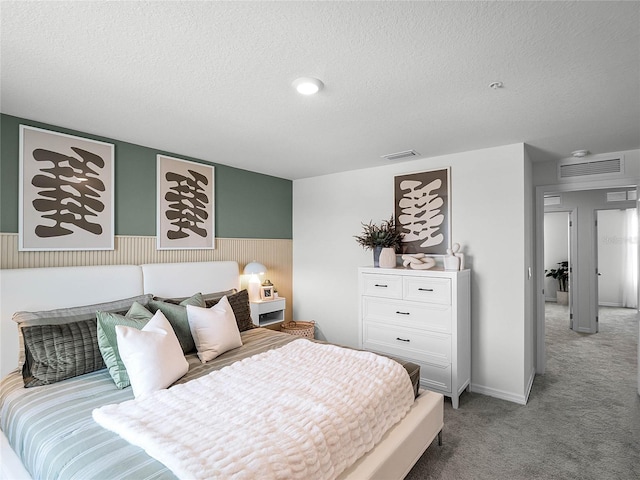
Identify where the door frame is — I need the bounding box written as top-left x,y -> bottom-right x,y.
535,177 -> 639,375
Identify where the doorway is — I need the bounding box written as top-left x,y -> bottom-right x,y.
535,180 -> 639,376
596,208 -> 638,311
544,211 -> 572,328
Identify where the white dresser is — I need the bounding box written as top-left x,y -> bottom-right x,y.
358,267 -> 471,408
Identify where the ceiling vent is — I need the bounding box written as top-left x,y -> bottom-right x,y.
381,150 -> 420,161
558,155 -> 624,180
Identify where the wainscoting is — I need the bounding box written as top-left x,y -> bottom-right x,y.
0,233 -> 293,322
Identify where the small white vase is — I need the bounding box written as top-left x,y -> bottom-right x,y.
378,247 -> 397,268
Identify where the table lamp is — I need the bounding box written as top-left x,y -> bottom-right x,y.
243,261 -> 267,301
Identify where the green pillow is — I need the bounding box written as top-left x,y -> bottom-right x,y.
148,293 -> 204,354
97,302 -> 153,389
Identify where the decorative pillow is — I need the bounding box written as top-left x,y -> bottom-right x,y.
147,293 -> 205,354
116,310 -> 189,398
186,297 -> 243,363
13,294 -> 153,369
155,289 -> 236,307
220,289 -> 254,332
22,319 -> 105,387
96,302 -> 154,389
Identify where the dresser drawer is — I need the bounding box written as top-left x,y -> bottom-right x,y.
362,297 -> 452,333
403,277 -> 451,305
417,361 -> 452,393
363,322 -> 451,365
361,274 -> 402,299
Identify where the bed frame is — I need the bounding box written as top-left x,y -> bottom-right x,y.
0,261 -> 443,480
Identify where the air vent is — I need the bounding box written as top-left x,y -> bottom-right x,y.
606,191 -> 627,202
381,150 -> 420,161
558,156 -> 624,180
607,190 -> 638,202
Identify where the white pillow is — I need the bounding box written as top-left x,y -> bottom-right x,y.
115,310 -> 189,398
187,296 -> 243,363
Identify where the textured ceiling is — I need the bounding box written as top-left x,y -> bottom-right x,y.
2,1 -> 639,180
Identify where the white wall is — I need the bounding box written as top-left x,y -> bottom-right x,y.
293,143 -> 531,403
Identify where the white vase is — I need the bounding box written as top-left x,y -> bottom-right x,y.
379,248 -> 397,268
556,291 -> 569,305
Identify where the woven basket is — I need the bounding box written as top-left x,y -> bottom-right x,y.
281,321 -> 315,338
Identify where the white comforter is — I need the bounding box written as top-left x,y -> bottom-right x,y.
93,339 -> 414,480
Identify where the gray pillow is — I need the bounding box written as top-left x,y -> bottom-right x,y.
154,289 -> 236,307
215,290 -> 254,332
96,302 -> 154,389
147,293 -> 205,354
22,319 -> 105,387
13,294 -> 153,369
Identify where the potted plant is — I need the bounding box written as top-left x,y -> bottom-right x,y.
354,216 -> 404,268
545,261 -> 569,305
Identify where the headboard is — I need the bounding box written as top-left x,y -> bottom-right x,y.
141,261 -> 239,298
0,261 -> 240,377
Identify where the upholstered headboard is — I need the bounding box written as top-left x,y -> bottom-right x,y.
141,261 -> 239,298
0,261 -> 240,377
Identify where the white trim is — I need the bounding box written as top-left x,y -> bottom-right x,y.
469,383 -> 527,405
598,301 -> 624,308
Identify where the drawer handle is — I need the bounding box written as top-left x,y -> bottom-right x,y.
374,284 -> 388,288
418,288 -> 434,292
396,337 -> 411,342
395,311 -> 410,315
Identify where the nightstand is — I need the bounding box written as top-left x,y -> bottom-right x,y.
250,297 -> 286,328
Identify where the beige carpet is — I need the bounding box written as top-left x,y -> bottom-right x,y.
405,304 -> 640,480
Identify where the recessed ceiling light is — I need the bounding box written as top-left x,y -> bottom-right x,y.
292,77 -> 324,95
571,149 -> 590,158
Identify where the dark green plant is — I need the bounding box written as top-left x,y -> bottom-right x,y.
545,261 -> 569,292
354,216 -> 404,250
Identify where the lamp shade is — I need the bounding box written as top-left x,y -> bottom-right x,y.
243,262 -> 267,275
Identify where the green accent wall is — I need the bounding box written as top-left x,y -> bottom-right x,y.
0,114 -> 292,238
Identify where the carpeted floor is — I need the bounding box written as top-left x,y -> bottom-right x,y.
405,304 -> 640,480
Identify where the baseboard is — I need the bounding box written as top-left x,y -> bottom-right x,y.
469,383 -> 528,405
598,302 -> 623,307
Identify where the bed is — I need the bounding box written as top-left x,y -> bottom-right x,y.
0,261 -> 443,480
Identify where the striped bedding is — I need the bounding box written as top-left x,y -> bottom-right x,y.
1,328 -> 420,480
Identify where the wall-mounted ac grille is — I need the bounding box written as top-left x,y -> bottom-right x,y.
381,150 -> 419,161
558,157 -> 623,179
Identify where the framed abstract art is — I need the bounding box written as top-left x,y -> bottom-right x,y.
394,167 -> 451,255
157,155 -> 215,250
19,125 -> 114,251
